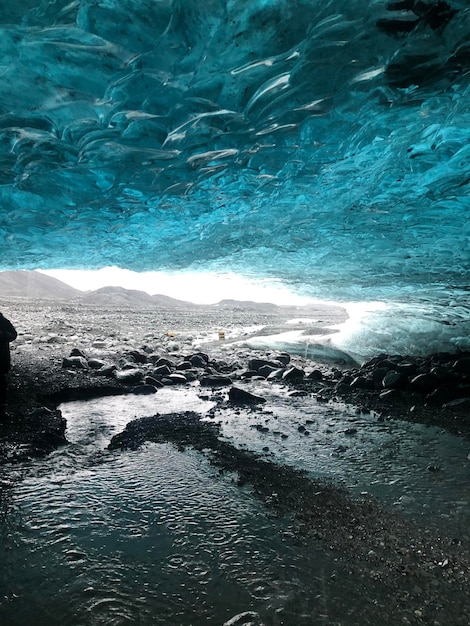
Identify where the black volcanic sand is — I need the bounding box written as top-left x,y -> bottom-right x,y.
1,298 -> 470,625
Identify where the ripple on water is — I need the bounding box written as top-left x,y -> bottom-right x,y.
1,385 -> 469,625
212,380 -> 470,531
1,440 -> 341,626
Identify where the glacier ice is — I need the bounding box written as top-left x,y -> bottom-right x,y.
0,0 -> 468,353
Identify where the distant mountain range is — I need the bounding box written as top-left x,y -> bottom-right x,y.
0,270 -> 80,300
0,270 -> 284,310
0,270 -> 196,308
0,270 -> 347,320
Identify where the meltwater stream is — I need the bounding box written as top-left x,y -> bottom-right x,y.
1,386 -> 469,626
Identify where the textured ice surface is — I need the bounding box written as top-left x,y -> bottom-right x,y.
0,1 -> 468,350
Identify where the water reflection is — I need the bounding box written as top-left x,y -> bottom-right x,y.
0,386 -> 469,625
214,381 -> 470,534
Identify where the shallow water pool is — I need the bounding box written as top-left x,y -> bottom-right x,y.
0,386 -> 469,625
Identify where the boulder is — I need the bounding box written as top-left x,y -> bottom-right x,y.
307,369 -> 324,381
187,353 -> 209,367
248,358 -> 280,371
200,375 -> 233,387
277,353 -> 291,366
144,375 -> 164,388
452,357 -> 470,374
96,364 -> 117,377
382,370 -> 407,389
410,372 -> 438,393
396,362 -> 418,376
154,357 -> 174,368
267,369 -> 285,381
130,384 -> 158,395
176,361 -> 193,371
350,376 -> 373,390
126,349 -> 148,364
165,373 -> 187,385
152,364 -> 172,378
62,356 -> 88,369
282,367 -> 305,381
228,387 -> 266,405
258,364 -> 279,378
114,368 -> 144,384
70,348 -> 87,358
87,358 -> 108,370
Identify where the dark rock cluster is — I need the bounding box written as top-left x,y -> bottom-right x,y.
292,351 -> 470,438
330,352 -> 470,409
60,346 -> 297,400
2,340 -> 469,465
60,344 -> 470,438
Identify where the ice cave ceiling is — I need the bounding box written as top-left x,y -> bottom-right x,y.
0,0 -> 469,306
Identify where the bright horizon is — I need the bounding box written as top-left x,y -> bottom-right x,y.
37,267 -> 316,306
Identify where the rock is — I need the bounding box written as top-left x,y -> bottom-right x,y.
126,349 -> 148,364
396,362 -> 418,376
87,358 -> 108,370
229,387 -> 266,405
254,424 -> 269,432
62,356 -> 89,369
371,367 -> 390,384
96,364 -> 117,377
430,365 -> 454,381
26,407 -> 67,448
443,397 -> 470,410
154,357 -> 174,368
382,370 -> 406,389
258,364 -> 278,378
152,364 -> 172,378
375,358 -> 400,371
288,390 -> 308,397
307,369 -> 323,381
248,358 -> 280,371
121,361 -> 140,370
70,348 -> 87,358
426,386 -> 457,404
410,372 -> 438,393
277,352 -> 291,366
379,389 -> 398,401
144,375 -> 164,388
350,376 -> 372,390
266,369 -> 284,381
241,369 -> 262,379
187,353 -> 209,367
282,367 -> 305,382
452,357 -> 470,374
176,361 -> 192,371
165,373 -> 187,385
130,384 -> 158,395
114,368 -> 144,384
335,382 -> 350,394
200,375 -> 233,387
